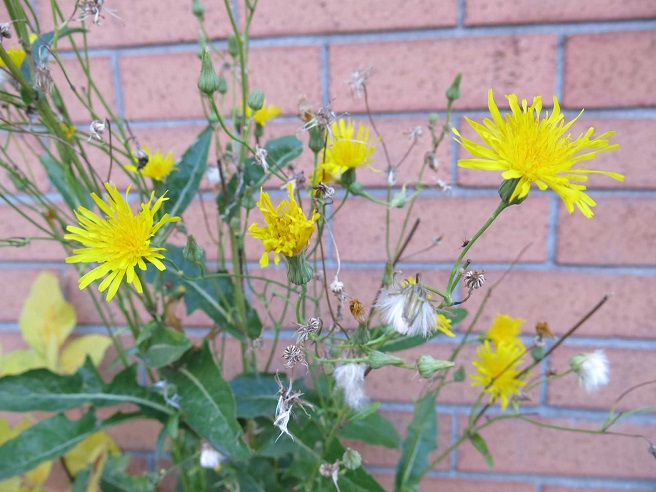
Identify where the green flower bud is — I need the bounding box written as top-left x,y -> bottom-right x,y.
417,354 -> 454,379
308,126 -> 326,154
498,178 -> 528,206
367,351 -> 405,369
285,251 -> 313,285
348,181 -> 364,196
390,189 -> 408,208
183,234 -> 205,264
227,34 -> 240,58
427,113 -> 439,125
192,0 -> 205,18
247,89 -> 265,111
197,48 -> 222,95
217,75 -> 227,95
340,168 -> 356,187
446,72 -> 462,101
342,448 -> 362,470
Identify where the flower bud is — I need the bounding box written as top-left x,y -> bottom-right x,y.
367,351 -> 405,369
248,89 -> 265,111
390,189 -> 408,208
340,168 -> 356,187
348,182 -> 364,196
308,126 -> 326,154
227,34 -> 240,57
342,448 -> 362,470
197,48 -> 222,95
416,354 -> 454,379
183,234 -> 205,264
446,72 -> 462,101
498,178 -> 528,206
427,113 -> 438,125
217,75 -> 227,95
192,0 -> 205,18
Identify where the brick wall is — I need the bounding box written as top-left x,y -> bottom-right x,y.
1,1 -> 655,490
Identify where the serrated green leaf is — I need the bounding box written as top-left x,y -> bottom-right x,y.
160,342 -> 251,460
381,308 -> 467,353
339,412 -> 400,449
164,126 -> 212,218
468,431 -> 494,469
394,393 -> 437,492
138,322 -> 191,369
230,373 -> 279,419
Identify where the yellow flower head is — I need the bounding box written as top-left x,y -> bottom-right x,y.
322,119 -> 376,176
124,146 -> 177,182
248,182 -> 320,267
65,182 -> 180,301
310,160 -> 340,186
437,313 -> 455,337
249,102 -> 282,126
0,34 -> 37,69
454,89 -> 624,218
470,340 -> 526,411
486,313 -> 525,349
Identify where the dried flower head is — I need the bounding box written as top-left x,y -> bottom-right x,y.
0,22 -> 12,40
424,151 -> 439,172
385,166 -> 397,187
76,0 -> 121,25
320,460 -> 341,490
463,269 -> 486,290
349,298 -> 367,325
333,363 -> 369,410
295,317 -> 322,345
348,67 -> 371,99
254,144 -> 269,173
88,119 -> 106,141
375,275 -> 436,338
405,125 -> 423,143
329,275 -> 344,296
35,62 -> 53,94
301,102 -> 337,136
283,344 -> 307,369
569,350 -> 609,393
435,178 -> 452,192
274,374 -> 314,441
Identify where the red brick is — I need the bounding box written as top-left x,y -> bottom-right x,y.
465,0 -> 656,25
376,475 -> 535,492
548,347 -> 656,411
245,0 -> 458,36
464,270 -> 656,339
0,267 -> 62,323
120,46 -> 322,120
564,31 -> 656,108
556,197 -> 656,266
0,204 -> 66,262
332,195 -> 549,263
457,115 -> 634,190
457,416 -> 655,478
36,0 -> 230,48
330,35 -> 556,113
544,487 -> 652,492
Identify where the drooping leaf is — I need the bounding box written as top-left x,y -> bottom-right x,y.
339,412 -> 401,449
137,321 -> 192,369
230,373 -> 279,419
394,393 -> 437,492
381,308 -> 467,353
468,431 -> 494,470
160,342 -> 251,460
164,126 -> 212,218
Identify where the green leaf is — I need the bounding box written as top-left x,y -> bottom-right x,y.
0,359 -> 171,417
40,154 -> 92,211
0,411 -> 96,480
138,321 -> 192,369
101,455 -> 159,492
20,29 -> 87,84
160,342 -> 251,460
164,126 -> 212,218
339,412 -> 400,449
230,373 -> 279,419
381,308 -> 467,353
453,365 -> 466,382
394,393 -> 437,492
468,431 -> 494,470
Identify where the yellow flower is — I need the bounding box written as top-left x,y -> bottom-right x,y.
310,160 -> 341,186
60,123 -> 76,140
470,340 -> 526,411
124,145 -> 177,182
454,89 -> 624,218
437,313 -> 455,337
0,272 -> 111,376
248,182 -> 320,268
248,102 -> 282,126
322,119 -> 376,176
0,34 -> 38,69
65,182 -> 180,301
486,313 -> 525,349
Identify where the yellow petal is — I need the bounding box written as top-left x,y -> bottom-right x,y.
60,335 -> 111,374
19,273 -> 76,365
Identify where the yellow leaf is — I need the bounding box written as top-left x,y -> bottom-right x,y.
59,335 -> 111,374
0,350 -> 45,376
20,461 -> 52,491
0,476 -> 21,492
0,418 -> 53,491
19,273 -> 76,370
63,431 -> 120,477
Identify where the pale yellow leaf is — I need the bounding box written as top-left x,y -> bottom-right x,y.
0,350 -> 45,376
63,431 -> 120,477
20,461 -> 52,491
59,335 -> 111,374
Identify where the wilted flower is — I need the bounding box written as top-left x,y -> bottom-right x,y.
333,363 -> 369,410
348,67 -> 371,99
463,269 -> 485,290
282,344 -> 307,370
320,460 -> 341,491
569,350 -> 609,393
88,119 -> 106,141
375,275 -> 436,338
295,317 -> 322,345
254,145 -> 269,173
274,374 -> 314,441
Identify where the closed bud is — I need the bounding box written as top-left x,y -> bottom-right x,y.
183,234 -> 205,264
417,354 -> 454,379
217,75 -> 227,95
427,113 -> 438,125
308,126 -> 326,154
340,168 -> 356,187
197,48 -> 222,95
227,34 -> 240,57
192,0 -> 205,18
498,178 -> 528,206
367,351 -> 405,369
285,251 -> 314,286
342,448 -> 362,470
349,182 -> 364,196
390,189 -> 408,208
247,89 -> 265,111
446,73 -> 462,101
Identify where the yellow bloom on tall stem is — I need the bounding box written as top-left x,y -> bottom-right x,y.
454,89 -> 623,218
65,182 -> 180,301
322,119 -> 376,176
486,313 -> 525,350
470,340 -> 526,411
251,102 -> 282,126
248,183 -> 320,285
124,146 -> 177,182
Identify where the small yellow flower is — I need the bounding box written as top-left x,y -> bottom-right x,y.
60,123 -> 76,139
486,313 -> 525,349
310,160 -> 341,186
124,146 -> 177,182
322,119 -> 376,176
65,182 -> 180,301
454,89 -> 624,218
0,34 -> 37,69
250,102 -> 282,126
248,182 -> 320,268
437,313 -> 455,337
470,340 -> 526,411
